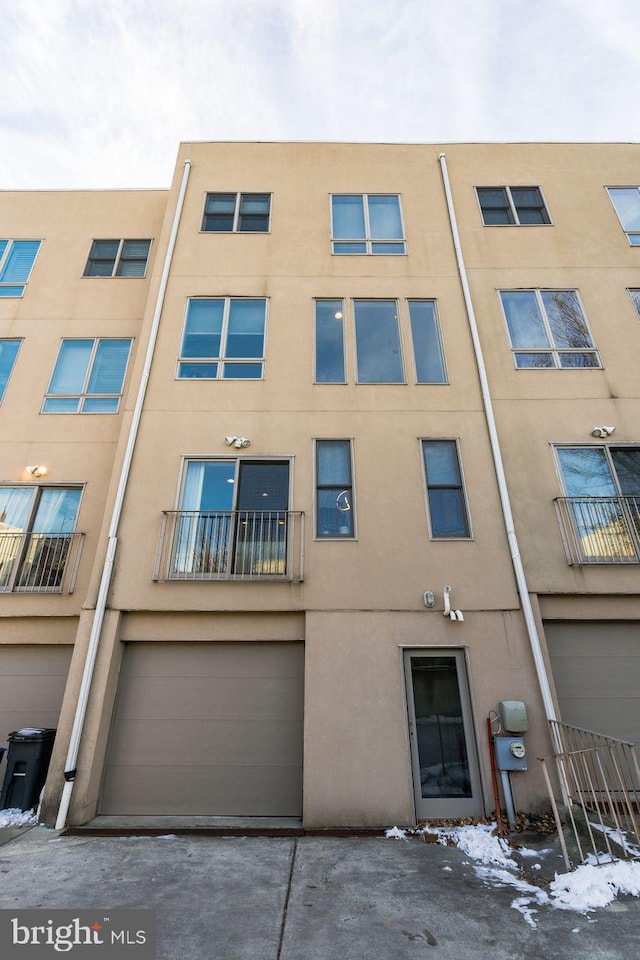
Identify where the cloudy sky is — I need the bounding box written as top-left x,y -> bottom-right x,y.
2,0 -> 639,189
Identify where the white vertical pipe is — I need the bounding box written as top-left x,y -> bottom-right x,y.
437,152 -> 557,724
55,160 -> 192,830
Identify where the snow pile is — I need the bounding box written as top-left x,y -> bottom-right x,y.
385,826 -> 409,840
550,857 -> 640,911
432,822 -> 517,867
0,807 -> 38,828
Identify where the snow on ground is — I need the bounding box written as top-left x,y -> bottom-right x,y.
0,808 -> 38,828
386,821 -> 640,927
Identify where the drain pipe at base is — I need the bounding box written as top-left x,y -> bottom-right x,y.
55,159 -> 192,831
437,152 -> 557,727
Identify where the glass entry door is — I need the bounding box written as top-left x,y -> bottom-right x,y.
404,649 -> 483,819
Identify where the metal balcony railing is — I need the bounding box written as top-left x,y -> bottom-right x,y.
0,532 -> 84,594
554,496 -> 640,564
154,510 -> 305,582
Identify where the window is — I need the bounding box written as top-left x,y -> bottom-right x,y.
43,339 -> 132,413
0,485 -> 82,591
422,440 -> 471,538
83,240 -> 151,277
178,298 -> 266,380
314,299 -> 446,384
0,240 -> 41,297
476,187 -> 550,226
202,193 -> 271,232
0,340 -> 21,402
330,194 -> 405,254
499,290 -> 600,368
607,188 -> 640,245
629,289 -> 640,319
315,440 -> 355,538
555,446 -> 640,562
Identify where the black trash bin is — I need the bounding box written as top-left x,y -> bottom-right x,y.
0,728 -> 57,812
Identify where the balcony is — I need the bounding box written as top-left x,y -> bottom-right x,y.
154,510 -> 305,582
554,496 -> 640,564
0,532 -> 85,593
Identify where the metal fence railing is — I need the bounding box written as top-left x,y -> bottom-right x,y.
154,510 -> 305,582
0,532 -> 84,594
554,496 -> 640,564
540,720 -> 640,871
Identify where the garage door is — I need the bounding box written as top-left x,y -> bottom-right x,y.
545,622 -> 640,745
0,645 -> 72,744
100,641 -> 304,816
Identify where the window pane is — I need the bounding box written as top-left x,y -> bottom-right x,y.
429,489 -> 468,537
557,448 -> 616,497
332,196 -> 365,239
477,188 -> 513,225
0,340 -> 21,401
177,362 -> 218,379
85,261 -> 114,277
500,291 -> 549,348
225,300 -> 265,358
32,488 -> 81,533
122,240 -> 151,259
514,353 -> 555,368
90,240 -> 119,259
558,353 -> 600,368
630,289 -> 640,318
368,195 -> 403,239
317,489 -> 354,536
117,260 -> 146,277
42,398 -> 81,413
371,242 -> 405,254
0,487 -> 34,530
541,291 -> 593,348
317,440 -> 351,485
608,188 -> 640,231
222,362 -> 263,379
205,194 -> 236,215
409,301 -> 446,383
423,441 -> 461,486
182,300 -> 224,358
0,241 -> 40,283
354,300 -> 404,383
87,340 -> 131,394
333,241 -> 367,254
48,340 -> 93,395
183,460 -> 236,511
238,194 -> 270,230
0,285 -> 26,297
82,398 -> 119,413
611,449 -> 640,496
511,187 -> 549,225
315,300 -> 345,383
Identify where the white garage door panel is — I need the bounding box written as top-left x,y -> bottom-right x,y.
101,641 -> 304,816
0,646 -> 72,739
546,622 -> 640,745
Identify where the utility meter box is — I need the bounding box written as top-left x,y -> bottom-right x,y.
493,736 -> 527,771
498,700 -> 528,733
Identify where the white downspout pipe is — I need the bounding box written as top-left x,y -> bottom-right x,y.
437,152 -> 557,725
55,160 -> 192,830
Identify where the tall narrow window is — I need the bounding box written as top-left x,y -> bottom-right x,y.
354,300 -> 404,383
331,194 -> 405,254
314,300 -> 345,383
0,240 -> 41,297
408,301 -> 446,383
422,440 -> 471,538
43,339 -> 132,413
607,188 -> 640,245
0,340 -> 21,402
499,290 -> 600,368
178,298 -> 266,380
315,440 -> 354,538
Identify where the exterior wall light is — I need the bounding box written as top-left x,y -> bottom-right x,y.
26,465 -> 47,478
591,426 -> 616,438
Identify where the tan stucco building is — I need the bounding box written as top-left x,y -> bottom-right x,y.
1,141 -> 639,828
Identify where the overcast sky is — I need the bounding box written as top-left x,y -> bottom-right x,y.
2,0 -> 639,190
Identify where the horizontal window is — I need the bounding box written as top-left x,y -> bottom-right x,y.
178,298 -> 266,380
202,193 -> 271,232
331,194 -> 406,255
476,187 -> 550,226
83,239 -> 151,277
0,240 -> 41,297
607,187 -> 640,245
499,290 -> 601,368
43,339 -> 132,413
0,340 -> 21,402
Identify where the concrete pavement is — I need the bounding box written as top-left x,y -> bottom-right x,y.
0,826 -> 637,959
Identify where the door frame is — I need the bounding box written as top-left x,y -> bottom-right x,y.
402,646 -> 484,821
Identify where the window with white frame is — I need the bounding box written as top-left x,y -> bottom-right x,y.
201,193 -> 271,232
315,440 -> 355,538
499,290 -> 601,368
0,340 -> 21,402
422,440 -> 471,539
314,298 -> 446,384
330,194 -> 405,254
476,187 -> 550,225
607,188 -> 640,245
178,298 -> 266,380
83,240 -> 151,277
43,339 -> 133,413
0,240 -> 41,297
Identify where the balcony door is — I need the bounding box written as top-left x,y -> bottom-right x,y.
177,460 -> 289,577
404,649 -> 483,819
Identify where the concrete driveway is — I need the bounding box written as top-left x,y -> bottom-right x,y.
0,826 -> 637,960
